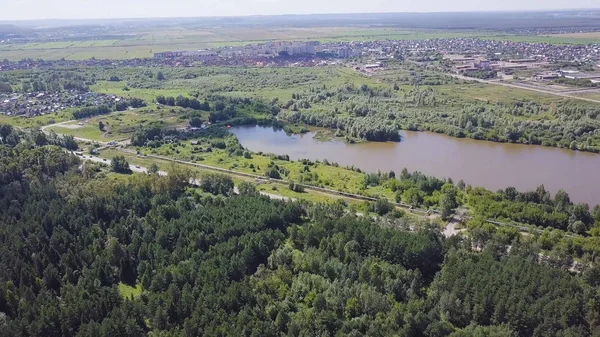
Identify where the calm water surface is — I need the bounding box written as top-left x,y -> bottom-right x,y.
232,126 -> 600,206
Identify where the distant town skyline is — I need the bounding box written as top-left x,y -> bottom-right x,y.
1,0 -> 599,21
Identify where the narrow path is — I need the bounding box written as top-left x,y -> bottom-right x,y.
79,154 -> 293,201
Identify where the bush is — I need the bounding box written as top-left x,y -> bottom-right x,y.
111,155 -> 132,174
266,167 -> 282,179
369,198 -> 393,216
289,181 -> 304,193
200,173 -> 234,196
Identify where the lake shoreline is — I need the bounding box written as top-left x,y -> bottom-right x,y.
232,125 -> 600,205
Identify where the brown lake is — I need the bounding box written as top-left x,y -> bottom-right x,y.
232,125 -> 600,206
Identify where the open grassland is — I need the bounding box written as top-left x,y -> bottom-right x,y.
486,34 -> 600,45
117,282 -> 143,300
47,107 -> 192,141
549,32 -> 600,38
574,92 -> 600,101
434,82 -> 565,105
46,123 -> 115,142
91,66 -> 385,102
544,31 -> 600,44
95,147 -> 363,206
0,111 -> 71,128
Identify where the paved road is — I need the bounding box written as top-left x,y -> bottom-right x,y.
449,74 -> 600,104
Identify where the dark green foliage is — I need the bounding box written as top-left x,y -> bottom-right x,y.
0,152 -> 303,336
156,95 -> 208,110
593,205 -> 600,224
210,140 -> 226,149
369,198 -> 393,215
3,70 -> 92,93
0,81 -> 12,93
429,249 -> 593,337
237,182 -> 259,196
60,134 -> 79,151
0,146 -> 599,337
469,186 -> 592,231
111,155 -> 132,174
72,105 -> 111,119
266,166 -> 282,179
0,144 -> 78,184
131,127 -> 189,147
199,173 -> 234,195
289,181 -> 304,193
148,163 -> 160,175
440,184 -> 459,220
189,117 -> 203,127
116,98 -> 146,111
0,124 -> 20,147
463,70 -> 498,79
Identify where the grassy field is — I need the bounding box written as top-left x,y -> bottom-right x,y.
46,107 -> 192,141
91,82 -> 195,102
434,82 -> 565,105
574,92 -> 600,101
0,111 -> 71,128
117,282 -> 143,300
486,34 -> 600,45
137,134 -> 397,202
95,147 -> 369,207
46,123 -> 114,141
543,32 -> 600,44
90,66 -> 384,103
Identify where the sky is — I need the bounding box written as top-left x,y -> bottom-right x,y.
0,0 -> 598,21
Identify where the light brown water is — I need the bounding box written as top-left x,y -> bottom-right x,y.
232,126 -> 600,206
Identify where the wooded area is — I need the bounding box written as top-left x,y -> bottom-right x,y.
1,129 -> 600,337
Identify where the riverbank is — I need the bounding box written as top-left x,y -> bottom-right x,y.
121,126 -> 599,236
233,125 -> 600,206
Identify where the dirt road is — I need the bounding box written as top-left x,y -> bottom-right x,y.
449,74 -> 600,104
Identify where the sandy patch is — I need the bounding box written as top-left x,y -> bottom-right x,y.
56,123 -> 84,129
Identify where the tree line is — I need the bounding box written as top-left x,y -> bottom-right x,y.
72,98 -> 146,119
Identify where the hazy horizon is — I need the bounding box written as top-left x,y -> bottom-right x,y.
1,0 -> 599,21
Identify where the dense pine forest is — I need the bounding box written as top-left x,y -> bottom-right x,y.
1,129 -> 600,337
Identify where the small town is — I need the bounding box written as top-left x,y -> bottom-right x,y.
0,91 -> 125,117
1,37 -> 599,72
